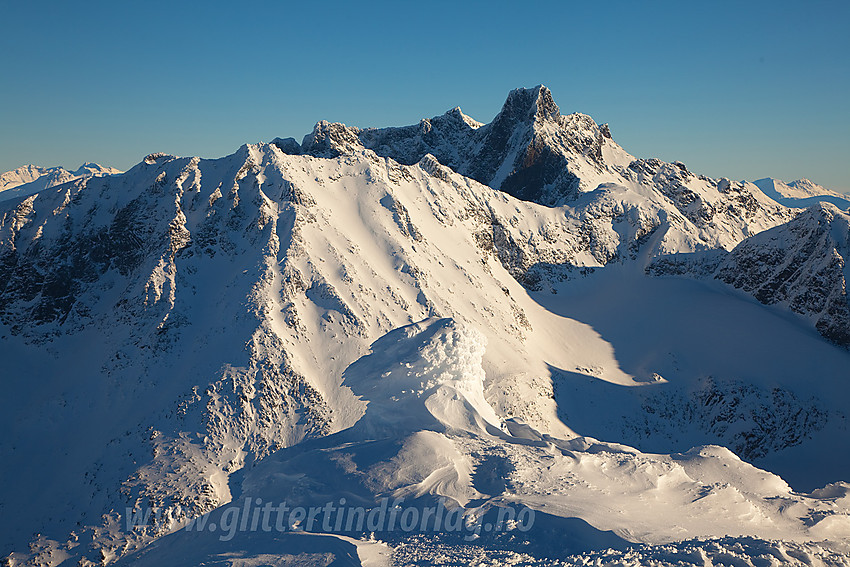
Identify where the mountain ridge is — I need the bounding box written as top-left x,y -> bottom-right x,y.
0,162 -> 121,204
2,87 -> 849,566
753,177 -> 850,210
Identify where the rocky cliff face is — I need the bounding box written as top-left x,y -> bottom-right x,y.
716,203 -> 850,346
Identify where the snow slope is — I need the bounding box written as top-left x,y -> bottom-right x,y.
754,177 -> 850,210
0,145 -> 634,564
116,317 -> 850,565
0,163 -> 120,203
1,87 -> 849,566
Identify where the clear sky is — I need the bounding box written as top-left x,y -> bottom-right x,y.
1,0 -> 848,191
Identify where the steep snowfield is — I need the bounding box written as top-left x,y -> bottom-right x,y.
754,177 -> 850,210
1,87 -> 849,565
0,163 -> 120,203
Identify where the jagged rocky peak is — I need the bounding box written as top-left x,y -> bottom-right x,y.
298,84 -> 624,206
440,106 -> 483,129
270,136 -> 302,155
143,152 -> 177,165
300,120 -> 364,158
495,84 -> 561,125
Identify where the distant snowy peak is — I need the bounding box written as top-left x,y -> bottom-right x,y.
72,162 -> 120,177
0,162 -> 120,203
0,164 -> 48,190
787,178 -> 838,197
753,177 -> 850,210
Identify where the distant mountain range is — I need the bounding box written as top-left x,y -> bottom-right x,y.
753,177 -> 850,209
0,162 -> 121,203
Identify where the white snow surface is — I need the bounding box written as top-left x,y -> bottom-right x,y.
0,162 -> 121,203
112,317 -> 850,565
753,177 -> 850,210
1,88 -> 849,566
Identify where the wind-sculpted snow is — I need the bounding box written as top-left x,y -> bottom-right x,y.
392,535 -> 850,566
112,318 -> 850,566
341,318 -> 501,437
2,86 -> 849,566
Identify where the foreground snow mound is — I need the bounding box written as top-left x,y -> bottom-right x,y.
392,535 -> 850,566
343,318 -> 501,436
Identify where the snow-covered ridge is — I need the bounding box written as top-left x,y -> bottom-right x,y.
0,162 -> 121,203
2,87 -> 850,566
753,177 -> 850,210
651,202 -> 850,346
278,85 -> 795,269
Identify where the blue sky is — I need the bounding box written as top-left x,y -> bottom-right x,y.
1,0 -> 848,191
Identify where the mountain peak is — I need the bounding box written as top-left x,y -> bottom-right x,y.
498,84 -> 561,124
301,120 -> 363,158
753,177 -> 850,210
443,106 -> 484,129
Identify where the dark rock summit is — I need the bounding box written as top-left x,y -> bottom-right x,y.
294,85 -> 617,206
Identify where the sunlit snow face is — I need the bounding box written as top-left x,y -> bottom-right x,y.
341,318 -> 499,434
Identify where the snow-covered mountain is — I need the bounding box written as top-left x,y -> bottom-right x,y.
754,177 -> 850,210
713,203 -> 850,344
651,202 -> 850,347
2,87 -> 849,566
0,163 -> 121,203
285,87 -> 793,242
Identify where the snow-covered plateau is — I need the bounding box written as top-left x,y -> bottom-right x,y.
1,86 -> 849,566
